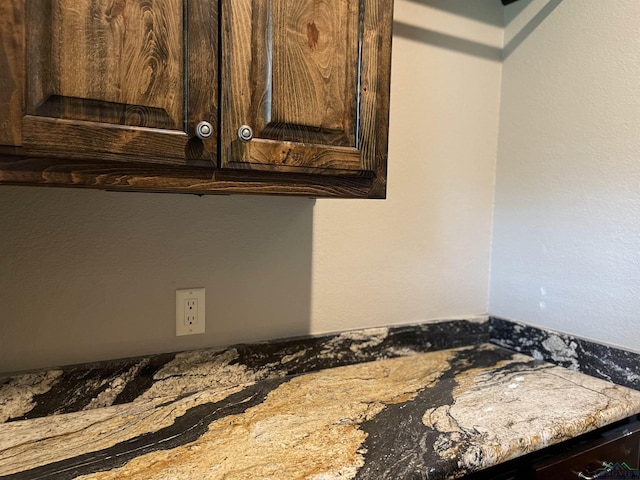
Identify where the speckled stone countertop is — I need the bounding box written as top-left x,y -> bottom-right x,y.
2,339 -> 640,479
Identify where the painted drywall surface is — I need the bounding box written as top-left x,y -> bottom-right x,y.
490,0 -> 640,352
0,0 -> 502,373
310,0 -> 502,334
0,193 -> 315,373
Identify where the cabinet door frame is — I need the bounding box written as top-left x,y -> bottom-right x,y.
220,0 -> 393,189
20,0 -> 218,168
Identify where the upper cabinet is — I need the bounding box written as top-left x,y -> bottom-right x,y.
0,0 -> 393,198
6,0 -> 218,166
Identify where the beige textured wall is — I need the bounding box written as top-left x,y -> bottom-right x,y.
490,0 -> 640,352
0,0 -> 502,373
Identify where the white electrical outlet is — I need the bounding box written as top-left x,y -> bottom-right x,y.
176,288 -> 205,336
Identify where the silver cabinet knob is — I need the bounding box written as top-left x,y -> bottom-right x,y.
237,125 -> 253,142
195,121 -> 213,139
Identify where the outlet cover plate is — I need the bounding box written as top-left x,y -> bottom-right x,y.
176,288 -> 205,336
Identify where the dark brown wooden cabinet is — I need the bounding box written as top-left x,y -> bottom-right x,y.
533,420 -> 640,480
0,0 -> 393,198
4,0 -> 218,166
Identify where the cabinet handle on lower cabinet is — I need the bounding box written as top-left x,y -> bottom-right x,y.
195,121 -> 213,139
237,125 -> 253,142
577,461 -> 613,479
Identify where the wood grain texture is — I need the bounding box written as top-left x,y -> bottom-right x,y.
21,0 -> 217,165
270,0 -> 358,137
27,0 -> 183,128
0,0 -> 393,198
186,1 -> 218,159
230,138 -> 366,176
0,156 -> 374,198
221,0 -> 361,158
361,0 -> 393,198
221,0 -> 252,155
22,116 -> 191,165
0,0 -> 24,147
221,0 -> 393,194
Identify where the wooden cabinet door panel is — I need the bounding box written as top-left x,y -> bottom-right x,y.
0,0 -> 24,149
22,0 -> 217,167
221,0 -> 393,179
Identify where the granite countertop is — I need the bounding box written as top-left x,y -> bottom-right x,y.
2,333 -> 640,479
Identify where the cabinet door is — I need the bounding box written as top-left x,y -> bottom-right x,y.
220,0 -> 392,182
534,425 -> 640,480
21,0 -> 217,167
